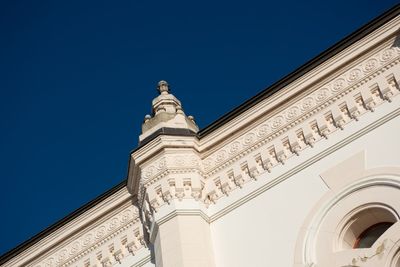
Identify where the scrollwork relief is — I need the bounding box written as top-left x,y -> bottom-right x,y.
33,207 -> 142,267
200,44 -> 400,176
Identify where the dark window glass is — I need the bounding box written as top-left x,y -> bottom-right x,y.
353,222 -> 393,248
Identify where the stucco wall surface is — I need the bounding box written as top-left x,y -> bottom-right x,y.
209,98 -> 400,267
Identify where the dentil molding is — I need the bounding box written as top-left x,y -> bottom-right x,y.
137,36 -> 400,214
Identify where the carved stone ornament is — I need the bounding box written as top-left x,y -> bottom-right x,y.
137,43 -> 400,217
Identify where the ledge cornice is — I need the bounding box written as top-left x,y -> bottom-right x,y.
200,38 -> 400,175
135,15 -> 400,215
0,181 -> 126,266
198,13 -> 400,151
1,186 -> 148,267
198,4 -> 400,140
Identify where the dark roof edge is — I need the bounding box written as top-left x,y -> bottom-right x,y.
139,128 -> 197,147
0,180 -> 127,265
198,3 -> 400,138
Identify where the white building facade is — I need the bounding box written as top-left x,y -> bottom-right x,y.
1,5 -> 400,267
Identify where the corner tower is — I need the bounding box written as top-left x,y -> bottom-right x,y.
127,81 -> 215,267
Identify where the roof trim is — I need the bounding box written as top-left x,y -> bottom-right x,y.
0,180 -> 127,265
197,3 -> 400,138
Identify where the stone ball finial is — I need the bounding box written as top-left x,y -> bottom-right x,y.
144,114 -> 152,123
157,80 -> 170,94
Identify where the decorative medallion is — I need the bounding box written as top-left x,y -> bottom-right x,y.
174,156 -> 185,166
363,59 -> 378,72
243,133 -> 256,146
229,141 -> 241,154
285,106 -> 300,121
144,166 -> 157,179
95,226 -> 106,239
347,69 -> 362,83
58,250 -> 67,262
82,234 -> 92,247
121,209 -> 131,223
70,242 -> 80,255
257,124 -> 270,137
301,97 -> 315,110
157,158 -> 166,170
381,48 -> 394,61
189,155 -> 199,167
108,217 -> 119,231
203,158 -> 214,170
271,116 -> 284,129
216,150 -> 227,163
332,78 -> 346,92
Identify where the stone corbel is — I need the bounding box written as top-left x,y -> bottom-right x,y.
361,85 -> 376,112
345,96 -> 361,121
316,114 -> 330,139
113,250 -> 123,264
377,75 -> 394,102
240,162 -> 257,181
191,188 -> 202,200
232,165 -> 245,187
288,131 -> 301,156
175,181 -> 185,201
126,241 -> 136,256
331,105 -> 346,130
101,257 -> 112,267
273,140 -> 287,164
204,190 -> 219,207
259,148 -> 273,172
247,156 -> 263,178
190,177 -> 203,201
219,172 -> 234,195
303,123 -> 317,147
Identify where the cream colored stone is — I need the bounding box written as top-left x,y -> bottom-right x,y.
139,81 -> 198,142
3,8 -> 400,267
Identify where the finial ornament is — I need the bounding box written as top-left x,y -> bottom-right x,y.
157,80 -> 170,94
139,80 -> 199,142
144,114 -> 152,123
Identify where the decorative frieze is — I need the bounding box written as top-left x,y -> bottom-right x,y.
141,154 -> 202,184
137,40 -> 400,214
139,153 -> 205,211
30,205 -> 147,267
201,43 -> 400,175
199,58 -> 399,207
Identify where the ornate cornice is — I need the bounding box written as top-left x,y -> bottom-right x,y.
201,42 -> 400,176
32,206 -> 145,267
137,36 -> 400,214
3,188 -> 149,267
199,42 -> 400,205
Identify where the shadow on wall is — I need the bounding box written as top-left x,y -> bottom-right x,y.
393,30 -> 400,48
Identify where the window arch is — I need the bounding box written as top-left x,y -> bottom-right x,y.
295,172 -> 400,267
337,205 -> 398,250
389,249 -> 400,267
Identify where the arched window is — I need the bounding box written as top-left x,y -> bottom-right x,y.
353,222 -> 394,248
295,173 -> 400,267
338,206 -> 398,250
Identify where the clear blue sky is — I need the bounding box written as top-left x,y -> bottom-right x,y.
0,0 -> 397,256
